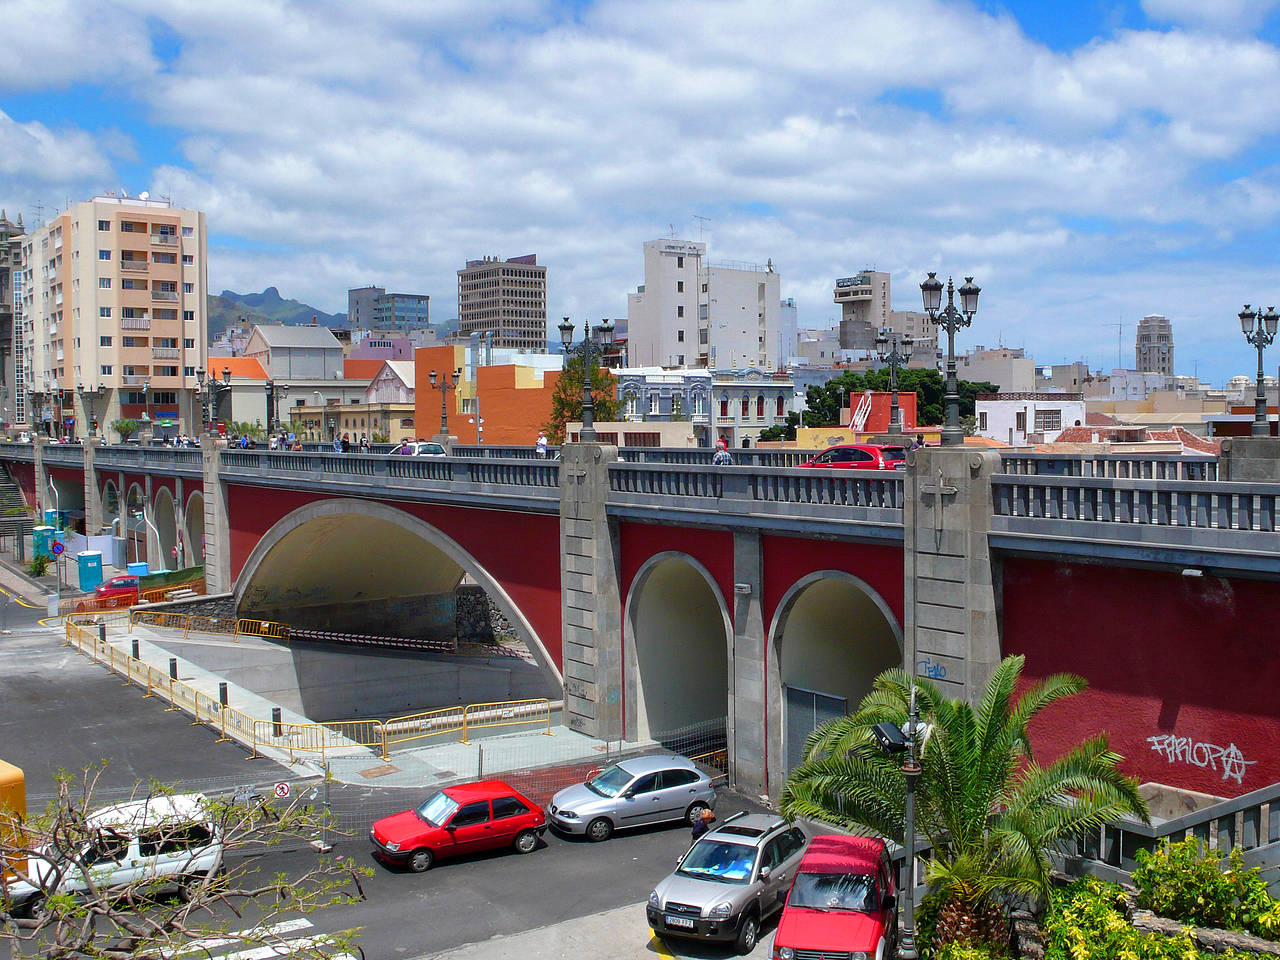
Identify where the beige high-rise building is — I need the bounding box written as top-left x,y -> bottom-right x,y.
834,269 -> 890,352
457,254 -> 547,351
1136,314 -> 1174,378
18,196 -> 208,438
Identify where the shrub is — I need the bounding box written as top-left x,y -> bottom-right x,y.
935,944 -> 1005,960
1133,838 -> 1280,939
28,553 -> 50,576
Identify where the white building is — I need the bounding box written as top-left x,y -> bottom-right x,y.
976,392 -> 1086,445
626,239 -> 785,370
1110,368 -> 1167,401
957,345 -> 1036,393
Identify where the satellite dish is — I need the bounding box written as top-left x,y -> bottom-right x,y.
139,191 -> 150,201
120,188 -> 129,198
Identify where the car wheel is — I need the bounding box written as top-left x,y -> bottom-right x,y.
408,848 -> 434,873
685,801 -> 710,825
18,893 -> 46,919
734,912 -> 758,955
513,829 -> 538,854
585,817 -> 613,842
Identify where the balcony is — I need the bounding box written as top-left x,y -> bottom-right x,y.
151,290 -> 178,302
121,317 -> 151,330
152,347 -> 180,360
122,374 -> 149,386
120,260 -> 148,272
150,234 -> 179,246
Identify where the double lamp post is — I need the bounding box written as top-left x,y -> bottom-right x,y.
558,316 -> 615,443
1240,304 -> 1278,437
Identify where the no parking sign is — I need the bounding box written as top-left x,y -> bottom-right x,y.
273,782 -> 290,799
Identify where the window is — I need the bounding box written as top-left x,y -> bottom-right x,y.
1034,408 -> 1062,432
87,830 -> 130,865
97,220 -> 111,231
1015,411 -> 1026,433
720,398 -> 729,418
153,252 -> 176,264
701,283 -> 708,293
740,397 -> 749,418
661,768 -> 701,788
649,394 -> 658,415
978,411 -> 987,431
183,310 -> 194,322
677,330 -> 684,343
183,282 -> 193,294
492,796 -> 530,820
629,773 -> 661,795
122,336 -> 143,347
99,336 -> 112,347
676,256 -> 684,268
100,365 -> 112,375
99,306 -> 111,318
677,281 -> 684,293
450,801 -> 490,827
98,277 -> 111,289
182,254 -> 193,264
756,395 -> 765,418
153,390 -> 177,405
156,366 -> 178,377
776,396 -> 785,417
625,395 -> 638,418
677,305 -> 684,318
182,226 -> 193,237
157,337 -> 177,348
184,338 -> 194,348
98,249 -> 110,261
184,366 -> 195,377
699,328 -> 708,345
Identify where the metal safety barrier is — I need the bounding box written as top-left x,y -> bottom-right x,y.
59,577 -> 206,617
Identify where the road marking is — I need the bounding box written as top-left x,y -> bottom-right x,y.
216,934 -> 342,960
648,934 -> 675,958
0,586 -> 41,609
168,918 -> 313,956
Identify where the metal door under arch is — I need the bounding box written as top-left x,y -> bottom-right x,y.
784,684 -> 847,772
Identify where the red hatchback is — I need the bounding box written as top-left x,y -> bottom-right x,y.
771,835 -> 897,960
799,443 -> 907,471
76,574 -> 141,611
369,780 -> 547,873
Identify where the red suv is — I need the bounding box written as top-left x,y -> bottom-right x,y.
771,835 -> 897,960
799,443 -> 907,470
369,780 -> 546,872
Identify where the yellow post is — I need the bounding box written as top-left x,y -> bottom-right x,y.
217,706 -> 231,743
381,722 -> 389,762
164,677 -> 179,712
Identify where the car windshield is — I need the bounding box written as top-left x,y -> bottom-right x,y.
420,443 -> 444,454
677,839 -> 757,884
789,872 -> 877,912
414,791 -> 459,826
585,765 -> 633,798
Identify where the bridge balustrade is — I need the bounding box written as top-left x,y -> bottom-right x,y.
999,451 -> 1218,481
2,444 -> 35,461
993,474 -> 1280,532
616,447 -> 818,467
41,445 -> 85,466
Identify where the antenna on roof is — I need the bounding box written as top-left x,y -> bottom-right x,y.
693,214 -> 711,242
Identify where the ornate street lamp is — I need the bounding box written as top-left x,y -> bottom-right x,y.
875,328 -> 915,433
1240,305 -> 1279,437
196,367 -> 232,434
921,273 -> 979,446
264,380 -> 287,436
428,368 -> 461,435
140,379 -> 151,441
558,316 -> 615,443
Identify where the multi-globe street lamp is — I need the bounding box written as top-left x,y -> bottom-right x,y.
264,380 -> 289,437
76,383 -> 106,439
920,273 -> 980,447
1240,305 -> 1278,437
875,328 -> 915,433
557,316 -> 615,443
196,367 -> 232,435
428,368 -> 461,436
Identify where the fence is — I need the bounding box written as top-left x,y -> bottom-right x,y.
58,577 -> 207,616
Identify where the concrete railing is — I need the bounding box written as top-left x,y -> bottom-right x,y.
616,447 -> 820,467
0,444 -> 34,461
96,446 -> 203,471
40,445 -> 86,466
993,474 -> 1280,531
999,451 -> 1218,481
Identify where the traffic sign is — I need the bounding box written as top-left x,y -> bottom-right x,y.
273,782 -> 290,799
50,541 -> 64,556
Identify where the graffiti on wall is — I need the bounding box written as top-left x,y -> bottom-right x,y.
1146,733 -> 1256,785
916,658 -> 947,680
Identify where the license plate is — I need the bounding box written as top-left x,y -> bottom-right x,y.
665,915 -> 695,929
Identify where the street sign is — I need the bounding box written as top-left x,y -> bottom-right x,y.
273,782 -> 290,798
50,541 -> 64,556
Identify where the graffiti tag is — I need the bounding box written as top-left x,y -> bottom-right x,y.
1146,734 -> 1256,785
916,658 -> 947,680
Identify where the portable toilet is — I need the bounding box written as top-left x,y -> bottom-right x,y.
42,508 -> 58,527
32,525 -> 53,558
77,551 -> 103,592
126,561 -> 149,578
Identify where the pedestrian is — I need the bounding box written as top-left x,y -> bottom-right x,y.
712,438 -> 732,466
691,807 -> 715,843
359,433 -> 370,453
341,432 -> 351,454
332,433 -> 342,454
536,431 -> 548,458
397,438 -> 413,455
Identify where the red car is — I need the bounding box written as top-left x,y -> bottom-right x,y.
798,443 -> 907,471
369,780 -> 546,872
76,574 -> 140,611
771,835 -> 897,960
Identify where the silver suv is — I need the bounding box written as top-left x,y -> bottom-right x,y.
647,812 -> 808,954
547,755 -> 715,842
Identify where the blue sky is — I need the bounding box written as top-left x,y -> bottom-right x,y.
5,0 -> 1280,386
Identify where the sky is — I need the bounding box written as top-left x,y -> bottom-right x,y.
5,0 -> 1280,387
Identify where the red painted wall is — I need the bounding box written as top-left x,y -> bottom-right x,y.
9,463 -> 35,510
226,486 -> 564,669
1003,557 -> 1280,798
618,523 -> 736,619
761,535 -> 904,633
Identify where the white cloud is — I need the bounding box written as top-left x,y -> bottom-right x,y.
0,0 -> 155,90
1142,0 -> 1280,33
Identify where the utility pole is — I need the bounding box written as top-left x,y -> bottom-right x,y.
1106,321 -> 1123,369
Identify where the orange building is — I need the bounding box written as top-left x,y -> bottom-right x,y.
414,346 -> 564,445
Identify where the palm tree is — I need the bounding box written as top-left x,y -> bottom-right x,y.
779,655 -> 1149,951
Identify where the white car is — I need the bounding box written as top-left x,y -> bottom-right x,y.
389,441 -> 447,457
3,793 -> 224,915
13,433 -> 30,444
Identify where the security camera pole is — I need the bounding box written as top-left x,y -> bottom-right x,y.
899,683 -> 922,959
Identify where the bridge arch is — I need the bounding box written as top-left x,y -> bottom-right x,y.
102,480 -> 120,533
624,551 -> 732,746
233,497 -> 563,692
767,570 -> 902,790
153,488 -> 179,571
125,483 -> 145,564
185,491 -> 204,566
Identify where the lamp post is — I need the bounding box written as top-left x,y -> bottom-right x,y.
196,367 -> 232,435
875,328 -> 915,433
899,684 -> 923,960
328,417 -> 336,443
557,316 -> 615,442
1240,305 -> 1279,437
428,368 -> 460,436
920,273 -> 980,446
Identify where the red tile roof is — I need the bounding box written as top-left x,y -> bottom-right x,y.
343,358 -> 384,380
208,356 -> 267,380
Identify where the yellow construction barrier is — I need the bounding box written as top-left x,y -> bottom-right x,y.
60,577 -> 206,617
461,698 -> 553,743
235,618 -> 290,641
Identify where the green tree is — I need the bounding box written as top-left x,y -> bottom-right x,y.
230,420 -> 265,440
779,655 -> 1148,952
543,356 -> 620,444
670,395 -> 689,422
801,369 -> 997,428
110,418 -> 140,443
758,411 -> 800,442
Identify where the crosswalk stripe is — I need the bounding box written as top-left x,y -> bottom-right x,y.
169,918 -> 314,956
216,934 -> 342,960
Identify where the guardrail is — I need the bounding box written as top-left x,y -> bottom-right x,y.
608,462 -> 905,510
220,450 -> 561,490
62,577 -> 206,616
999,451 -> 1218,480
992,474 -> 1280,531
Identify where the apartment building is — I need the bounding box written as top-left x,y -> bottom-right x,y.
18,196 -> 207,439
0,211 -> 23,428
347,285 -> 431,333
1136,314 -> 1174,377
626,239 -> 784,370
957,344 -> 1036,393
457,254 -> 547,351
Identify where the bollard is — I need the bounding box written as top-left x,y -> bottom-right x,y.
219,682 -> 228,707
169,657 -> 178,680
98,624 -> 106,644
131,637 -> 140,660
272,706 -> 282,738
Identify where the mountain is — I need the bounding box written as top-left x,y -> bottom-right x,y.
206,287 -> 346,337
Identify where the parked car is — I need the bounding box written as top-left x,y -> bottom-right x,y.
647,812 -> 808,954
369,780 -> 546,872
3,793 -> 223,915
798,443 -> 907,471
770,834 -> 897,960
547,755 -> 715,842
388,441 -> 447,457
76,574 -> 140,612
14,432 -> 31,444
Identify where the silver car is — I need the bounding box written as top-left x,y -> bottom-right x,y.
647,812 -> 808,954
547,755 -> 715,842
